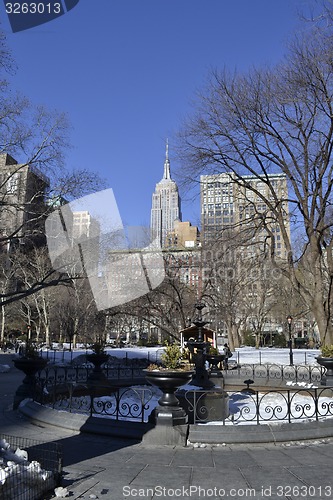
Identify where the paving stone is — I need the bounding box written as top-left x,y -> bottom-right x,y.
248,447 -> 298,465
171,448 -> 215,467
126,448 -> 176,465
130,464 -> 192,487
212,448 -> 260,467
280,445 -> 333,465
191,467 -> 251,489
240,465 -> 308,490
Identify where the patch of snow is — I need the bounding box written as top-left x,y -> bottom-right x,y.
54,486 -> 69,497
0,437 -> 55,498
41,346 -> 321,366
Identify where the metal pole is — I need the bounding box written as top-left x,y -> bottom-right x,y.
287,316 -> 294,366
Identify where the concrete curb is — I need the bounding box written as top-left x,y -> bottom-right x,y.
188,419 -> 333,444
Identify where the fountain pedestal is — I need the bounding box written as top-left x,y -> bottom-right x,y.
13,357 -> 48,409
144,369 -> 194,425
316,356 -> 333,385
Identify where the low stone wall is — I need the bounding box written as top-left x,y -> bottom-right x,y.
188,420 -> 333,445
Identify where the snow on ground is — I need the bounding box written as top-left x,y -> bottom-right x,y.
0,437 -> 56,498
232,346 -> 321,366
0,345 -> 321,372
40,345 -> 321,365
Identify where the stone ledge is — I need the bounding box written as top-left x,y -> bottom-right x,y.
188,419 -> 333,444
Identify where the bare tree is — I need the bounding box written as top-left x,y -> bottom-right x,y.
0,252 -> 18,342
0,30 -> 105,308
178,6 -> 333,345
15,247 -> 62,345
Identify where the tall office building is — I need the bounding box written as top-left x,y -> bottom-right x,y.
45,204 -> 103,288
150,143 -> 182,247
72,211 -> 100,242
0,153 -> 49,249
200,172 -> 290,258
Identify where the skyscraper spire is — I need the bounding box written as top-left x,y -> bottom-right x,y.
151,141 -> 182,247
163,139 -> 171,180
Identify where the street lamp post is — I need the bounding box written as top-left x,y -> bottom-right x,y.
287,315 -> 293,366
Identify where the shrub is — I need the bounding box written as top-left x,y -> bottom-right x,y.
208,347 -> 219,355
321,345 -> 333,357
161,343 -> 183,370
242,331 -> 255,347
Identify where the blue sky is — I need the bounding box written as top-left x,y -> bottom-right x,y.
0,0 -> 313,229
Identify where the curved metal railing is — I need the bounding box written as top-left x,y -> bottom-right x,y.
37,384 -> 156,423
225,363 -> 324,383
183,387 -> 333,424
30,359 -> 333,427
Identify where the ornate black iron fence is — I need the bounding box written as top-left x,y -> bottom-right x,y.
35,382 -> 157,423
225,363 -> 324,383
31,359 -> 157,423
43,349 -> 164,365
184,387 -> 333,424
36,361 -> 325,389
31,370 -> 333,427
30,359 -> 333,427
36,363 -> 147,388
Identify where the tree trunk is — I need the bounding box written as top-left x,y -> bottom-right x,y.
225,320 -> 238,350
45,324 -> 50,346
1,304 -> 5,344
312,297 -> 333,346
231,323 -> 240,349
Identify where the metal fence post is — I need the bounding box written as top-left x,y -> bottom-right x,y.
287,390 -> 291,423
256,391 -> 260,425
314,388 -> 319,421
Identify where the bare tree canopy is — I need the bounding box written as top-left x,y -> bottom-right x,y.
178,4 -> 333,345
0,30 -> 105,308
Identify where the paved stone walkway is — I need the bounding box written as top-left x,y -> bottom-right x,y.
1,353 -> 333,499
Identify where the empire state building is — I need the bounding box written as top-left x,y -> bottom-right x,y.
151,143 -> 182,247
